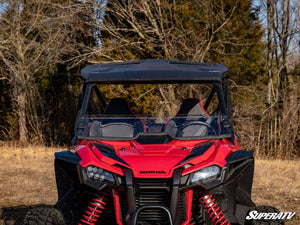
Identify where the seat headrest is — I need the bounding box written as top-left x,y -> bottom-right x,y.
103,98 -> 135,116
176,98 -> 209,117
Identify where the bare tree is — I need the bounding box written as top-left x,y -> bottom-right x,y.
0,0 -> 104,142
99,0 -> 246,62
258,0 -> 299,156
98,0 -> 261,115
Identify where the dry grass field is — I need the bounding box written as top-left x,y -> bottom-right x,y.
0,144 -> 299,225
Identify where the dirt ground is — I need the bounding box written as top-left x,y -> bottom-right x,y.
0,144 -> 299,225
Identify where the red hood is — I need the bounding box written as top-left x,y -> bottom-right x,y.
117,142 -> 192,178
76,139 -> 237,178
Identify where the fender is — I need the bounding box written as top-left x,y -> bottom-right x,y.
54,151 -> 81,164
210,150 -> 255,224
226,150 -> 253,164
54,151 -> 81,204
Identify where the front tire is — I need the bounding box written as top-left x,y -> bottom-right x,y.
24,207 -> 66,225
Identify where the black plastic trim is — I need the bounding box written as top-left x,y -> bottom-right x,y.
93,142 -> 129,166
54,187 -> 73,208
54,151 -> 80,164
170,169 -> 182,221
124,169 -> 136,215
131,205 -> 173,225
177,142 -> 214,165
226,150 -> 253,164
224,158 -> 254,185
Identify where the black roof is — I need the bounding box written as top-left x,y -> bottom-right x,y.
81,59 -> 228,83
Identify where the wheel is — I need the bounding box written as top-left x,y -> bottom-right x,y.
24,207 -> 66,225
244,206 -> 284,225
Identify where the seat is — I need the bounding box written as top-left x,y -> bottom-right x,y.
175,98 -> 209,118
164,98 -> 218,137
89,98 -> 146,138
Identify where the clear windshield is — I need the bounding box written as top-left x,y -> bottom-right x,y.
82,116 -> 231,140
77,83 -> 231,140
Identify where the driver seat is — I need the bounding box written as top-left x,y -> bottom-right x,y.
89,98 -> 146,138
164,98 -> 216,137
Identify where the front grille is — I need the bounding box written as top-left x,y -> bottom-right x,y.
134,178 -> 172,224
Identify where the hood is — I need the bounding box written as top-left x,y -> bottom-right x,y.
86,139 -> 232,178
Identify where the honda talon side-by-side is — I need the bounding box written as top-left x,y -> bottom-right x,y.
24,59 -> 283,225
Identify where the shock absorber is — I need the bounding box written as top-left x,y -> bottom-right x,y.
79,192 -> 108,225
198,191 -> 231,225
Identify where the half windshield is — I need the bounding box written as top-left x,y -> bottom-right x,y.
77,83 -> 232,140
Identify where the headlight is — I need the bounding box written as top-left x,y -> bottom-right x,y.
191,165 -> 221,183
86,165 -> 114,182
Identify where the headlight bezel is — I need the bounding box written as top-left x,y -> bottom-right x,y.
180,164 -> 228,190
191,165 -> 221,183
86,165 -> 115,182
77,164 -> 125,190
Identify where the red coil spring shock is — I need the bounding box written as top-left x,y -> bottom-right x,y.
79,192 -> 108,225
198,191 -> 231,225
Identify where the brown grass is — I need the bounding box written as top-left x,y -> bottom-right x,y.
0,144 -> 60,225
252,159 -> 300,224
0,144 -> 299,224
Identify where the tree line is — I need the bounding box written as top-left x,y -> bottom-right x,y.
0,0 -> 299,157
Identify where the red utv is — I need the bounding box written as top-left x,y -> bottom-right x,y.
23,59 -> 282,225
